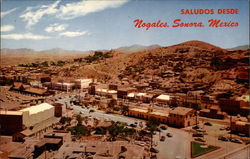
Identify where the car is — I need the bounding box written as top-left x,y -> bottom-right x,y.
160,136 -> 166,141
231,139 -> 243,144
138,142 -> 146,146
160,125 -> 167,130
204,122 -> 212,126
218,136 -> 229,141
192,125 -> 200,129
245,140 -> 250,145
219,127 -> 226,131
150,147 -> 159,153
89,109 -> 95,113
193,133 -> 204,137
130,124 -> 137,128
238,133 -> 246,137
197,129 -> 206,133
166,133 -> 173,137
195,137 -> 205,143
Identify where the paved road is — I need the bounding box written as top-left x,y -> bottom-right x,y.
73,105 -> 144,126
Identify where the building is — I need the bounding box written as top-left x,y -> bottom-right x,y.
117,87 -> 137,99
53,141 -> 145,159
73,79 -> 92,89
52,82 -> 75,91
9,82 -> 54,96
0,111 -> 23,135
96,88 -> 117,98
231,116 -> 250,135
128,107 -> 196,128
219,99 -> 249,116
53,103 -> 63,117
168,107 -> 196,128
154,94 -> 171,106
0,103 -> 56,135
199,105 -> 227,119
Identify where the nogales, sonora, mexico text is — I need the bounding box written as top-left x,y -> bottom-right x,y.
133,19 -> 239,30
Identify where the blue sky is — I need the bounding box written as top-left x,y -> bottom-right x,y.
1,0 -> 249,51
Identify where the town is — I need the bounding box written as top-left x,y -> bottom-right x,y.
0,40 -> 249,159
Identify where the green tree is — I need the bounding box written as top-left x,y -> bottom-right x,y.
146,118 -> 160,148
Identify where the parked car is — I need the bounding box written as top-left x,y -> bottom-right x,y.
130,124 -> 137,128
160,136 -> 166,141
193,133 -> 204,137
218,136 -> 229,142
230,138 -> 243,144
166,133 -> 173,137
160,125 -> 167,130
197,129 -> 206,133
195,137 -> 205,143
150,147 -> 159,153
204,122 -> 212,126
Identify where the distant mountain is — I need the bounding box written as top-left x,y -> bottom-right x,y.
1,48 -> 35,56
115,44 -> 161,54
0,48 -> 88,56
227,45 -> 249,51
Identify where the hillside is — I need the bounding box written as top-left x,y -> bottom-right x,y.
69,40 -> 248,95
1,40 -> 249,96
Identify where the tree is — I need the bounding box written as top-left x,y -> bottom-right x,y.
108,122 -> 124,140
41,61 -> 49,67
76,115 -> 83,126
121,105 -> 129,115
146,118 -> 160,148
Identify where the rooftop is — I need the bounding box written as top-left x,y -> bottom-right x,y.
156,94 -> 170,101
169,107 -> 194,115
19,103 -> 54,115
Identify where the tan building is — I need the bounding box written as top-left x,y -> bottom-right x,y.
128,107 -> 196,128
0,103 -> 56,135
199,105 -> 227,119
168,107 -> 196,128
73,79 -> 92,89
231,116 -> 250,135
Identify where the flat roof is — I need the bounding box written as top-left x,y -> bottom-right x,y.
156,94 -> 170,101
0,110 -> 23,115
169,107 -> 194,115
129,108 -> 148,113
19,103 -> 54,115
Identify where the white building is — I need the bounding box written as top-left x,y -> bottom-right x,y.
52,82 -> 75,91
73,79 -> 92,89
19,103 -> 55,127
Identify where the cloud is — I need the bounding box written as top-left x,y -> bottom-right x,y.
1,33 -> 51,40
45,23 -> 68,32
20,0 -> 128,27
56,0 -> 129,20
1,8 -> 17,18
20,0 -> 60,28
59,31 -> 88,37
1,25 -> 15,32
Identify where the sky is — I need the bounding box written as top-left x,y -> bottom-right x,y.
0,0 -> 249,51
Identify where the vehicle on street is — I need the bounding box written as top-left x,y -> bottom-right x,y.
166,133 -> 173,137
218,136 -> 229,141
160,125 -> 167,130
150,147 -> 159,153
204,122 -> 212,126
230,138 -> 243,144
195,137 -> 205,143
193,133 -> 204,137
160,136 -> 166,141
